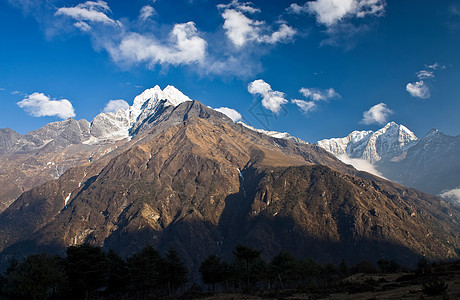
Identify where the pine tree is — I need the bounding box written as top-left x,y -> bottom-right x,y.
65,244 -> 109,299
199,254 -> 228,291
162,248 -> 188,295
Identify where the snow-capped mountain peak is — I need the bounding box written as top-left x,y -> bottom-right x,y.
318,122 -> 418,164
162,85 -> 192,106
129,85 -> 191,124
88,85 -> 192,143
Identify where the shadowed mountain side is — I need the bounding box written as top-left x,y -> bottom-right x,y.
377,130 -> 460,196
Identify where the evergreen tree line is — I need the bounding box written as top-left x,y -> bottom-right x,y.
198,245 -> 404,293
0,244 -> 188,299
1,243 -> 429,299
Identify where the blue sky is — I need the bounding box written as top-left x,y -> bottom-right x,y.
1,0 -> 460,143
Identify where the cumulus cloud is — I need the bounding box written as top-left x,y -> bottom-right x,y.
291,99 -> 317,114
292,87 -> 340,115
361,103 -> 392,125
220,8 -> 258,47
337,154 -> 385,178
439,188 -> 460,205
215,107 -> 242,122
248,79 -> 288,114
139,5 -> 156,21
106,22 -> 207,66
406,81 -> 430,99
288,0 -> 385,26
218,0 -> 296,48
55,0 -> 120,29
300,87 -> 340,101
103,99 -> 129,113
17,92 -> 76,119
406,63 -> 445,99
55,1 -> 206,68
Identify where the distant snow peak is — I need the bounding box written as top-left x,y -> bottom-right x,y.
238,122 -> 308,144
318,121 -> 418,164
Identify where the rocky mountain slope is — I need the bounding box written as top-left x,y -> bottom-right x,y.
318,123 -> 460,199
0,85 -> 192,212
0,94 -> 459,277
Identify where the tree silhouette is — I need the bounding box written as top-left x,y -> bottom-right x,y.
162,248 -> 188,295
339,259 -> 349,276
106,249 -> 129,295
199,254 -> 228,291
4,253 -> 65,299
232,245 -> 263,291
127,245 -> 164,294
270,250 -> 297,289
65,244 -> 109,299
377,259 -> 400,273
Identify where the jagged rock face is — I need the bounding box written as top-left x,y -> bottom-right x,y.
0,101 -> 459,277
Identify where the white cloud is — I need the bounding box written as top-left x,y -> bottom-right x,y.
406,63 -> 446,99
261,23 -> 297,44
17,92 -> 76,119
217,0 -> 261,14
215,107 -> 242,122
287,3 -> 308,15
220,8 -> 259,47
337,154 -> 385,178
361,103 -> 392,125
416,70 -> 434,80
439,188 -> 460,205
103,99 -> 129,113
300,87 -> 340,101
107,22 -> 207,66
307,0 -> 355,26
139,5 -> 156,21
55,0 -> 119,28
0,88 -> 5,91
289,0 -> 385,26
219,0 -> 296,47
56,1 -> 206,68
292,99 -> 316,114
248,79 -> 288,114
426,62 -> 445,70
292,87 -> 339,115
74,21 -> 91,31
406,80 -> 430,99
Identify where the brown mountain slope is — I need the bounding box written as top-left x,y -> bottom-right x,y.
0,119 -> 129,212
0,101 -> 459,277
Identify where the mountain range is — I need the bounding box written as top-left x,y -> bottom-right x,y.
318,122 -> 460,201
0,86 -> 459,278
